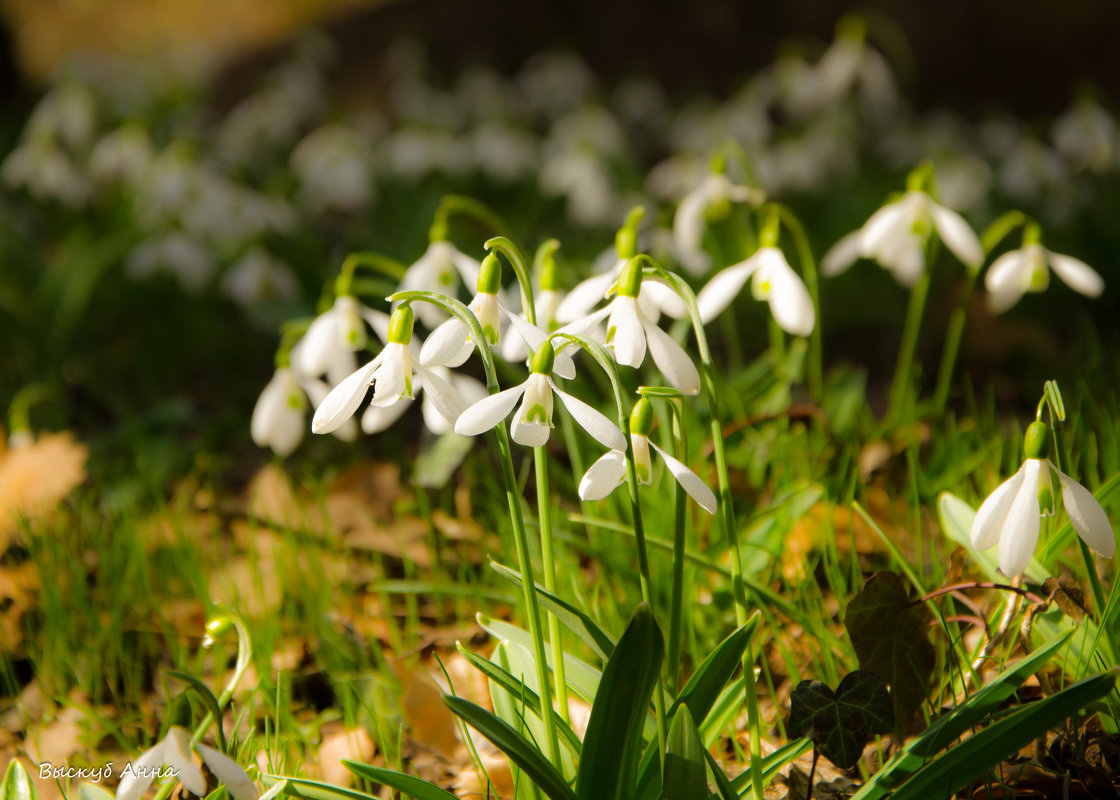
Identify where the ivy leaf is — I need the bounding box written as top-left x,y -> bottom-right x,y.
789,671 -> 893,769
845,571 -> 934,733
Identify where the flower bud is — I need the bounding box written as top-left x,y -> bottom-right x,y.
1023,420 -> 1051,460
387,306 -> 415,345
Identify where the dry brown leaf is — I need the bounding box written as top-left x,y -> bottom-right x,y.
318,725 -> 376,787
245,464 -> 323,534
392,659 -> 462,760
0,562 -> 40,654
0,432 -> 87,543
328,462 -> 403,520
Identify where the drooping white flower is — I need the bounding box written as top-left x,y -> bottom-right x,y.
821,188 -> 983,287
220,247 -> 300,306
565,260 -> 700,395
970,421 -> 1115,577
985,240 -> 1104,314
312,306 -> 466,435
673,172 -> 763,275
362,366 -> 487,436
296,295 -> 382,379
696,245 -> 814,336
251,368 -> 307,457
116,726 -> 205,800
454,341 -> 625,449
398,240 -> 482,328
578,398 -> 716,513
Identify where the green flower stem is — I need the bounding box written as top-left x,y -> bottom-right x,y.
931,270 -> 976,416
629,257 -> 765,800
534,447 -> 571,724
549,332 -> 667,760
7,383 -> 56,439
392,289 -> 561,767
666,400 -> 688,689
887,267 -> 932,423
486,236 -> 536,327
334,251 -> 407,296
773,204 -> 823,401
432,194 -> 509,241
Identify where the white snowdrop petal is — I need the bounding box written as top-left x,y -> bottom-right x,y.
641,280 -> 689,319
312,357 -> 379,434
768,260 -> 815,337
930,203 -> 983,268
608,299 -> 647,368
578,450 -> 628,500
696,261 -> 756,324
296,312 -> 338,377
650,442 -> 717,514
882,235 -> 925,288
419,318 -> 472,367
359,308 -> 392,344
1055,468 -> 1116,558
642,319 -> 700,395
195,743 -> 259,800
984,249 -> 1030,295
551,381 -> 626,451
556,269 -> 618,322
998,459 -> 1043,577
455,384 -> 527,436
820,230 -> 862,277
415,364 -> 468,425
970,465 -> 1026,551
858,201 -> 908,257
451,248 -> 483,287
166,727 -> 207,797
371,346 -> 408,406
1048,252 -> 1105,298
673,185 -> 711,274
510,415 -> 551,447
251,375 -> 289,448
116,738 -> 168,800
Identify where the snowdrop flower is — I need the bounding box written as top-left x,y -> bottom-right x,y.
313,306 -> 466,435
579,398 -> 716,513
673,171 -> 765,275
89,123 -> 154,187
290,124 -> 375,215
985,230 -> 1104,313
696,243 -> 815,336
455,340 -> 625,449
821,185 -> 983,287
117,720 -> 258,800
1051,96 -> 1117,174
116,725 -> 205,800
399,240 -> 482,328
556,211 -> 688,324
296,295 -> 381,378
971,421 -> 1115,577
567,259 -> 700,395
251,364 -> 357,456
221,247 -> 300,306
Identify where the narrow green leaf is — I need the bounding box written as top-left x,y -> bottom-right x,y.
673,616 -> 759,725
729,739 -> 813,794
262,775 -> 380,800
444,695 -> 578,800
661,707 -> 706,800
458,644 -> 583,756
491,560 -> 616,661
888,669 -> 1119,800
576,604 -> 665,800
2,761 -> 37,800
479,615 -> 603,704
342,762 -> 458,800
853,631 -> 1073,799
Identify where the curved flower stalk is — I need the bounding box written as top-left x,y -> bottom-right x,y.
566,259 -> 701,395
673,169 -> 764,275
985,226 -> 1104,313
556,207 -> 688,324
579,397 -> 716,513
455,340 -> 625,449
821,177 -> 983,287
312,306 -> 466,435
695,231 -> 815,337
970,420 -> 1115,577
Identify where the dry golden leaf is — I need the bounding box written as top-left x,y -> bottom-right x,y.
0,432 -> 87,542
0,562 -> 40,654
328,462 -> 403,520
392,659 -> 462,760
318,725 -> 376,787
245,464 -> 323,534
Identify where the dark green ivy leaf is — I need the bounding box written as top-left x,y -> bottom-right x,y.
789,670 -> 893,769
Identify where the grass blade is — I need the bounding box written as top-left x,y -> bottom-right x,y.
343,762 -> 458,800
662,706 -> 707,800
